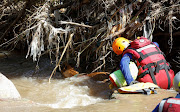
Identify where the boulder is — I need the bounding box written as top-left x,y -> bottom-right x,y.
0,73 -> 21,100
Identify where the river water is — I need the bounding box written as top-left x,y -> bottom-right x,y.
0,51 -> 178,112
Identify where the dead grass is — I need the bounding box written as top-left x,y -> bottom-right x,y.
0,0 -> 180,76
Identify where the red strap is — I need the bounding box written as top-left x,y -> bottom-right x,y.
123,48 -> 140,59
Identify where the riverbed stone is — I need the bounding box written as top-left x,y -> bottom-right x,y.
0,73 -> 21,100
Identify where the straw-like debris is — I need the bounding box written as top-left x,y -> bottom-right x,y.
0,0 -> 180,77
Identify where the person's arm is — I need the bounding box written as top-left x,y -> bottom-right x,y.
175,93 -> 180,98
120,53 -> 134,85
152,103 -> 159,112
153,42 -> 159,47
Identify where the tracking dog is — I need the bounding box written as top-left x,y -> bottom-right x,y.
61,63 -> 110,82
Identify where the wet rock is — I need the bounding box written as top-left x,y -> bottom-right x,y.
0,73 -> 21,100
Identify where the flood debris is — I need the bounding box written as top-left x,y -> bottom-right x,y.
0,0 -> 180,77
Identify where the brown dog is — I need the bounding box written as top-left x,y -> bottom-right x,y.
61,63 -> 109,82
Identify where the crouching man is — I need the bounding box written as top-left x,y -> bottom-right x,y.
111,36 -> 174,89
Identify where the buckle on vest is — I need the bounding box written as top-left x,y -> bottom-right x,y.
155,64 -> 160,73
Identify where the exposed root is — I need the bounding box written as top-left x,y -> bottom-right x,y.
0,0 -> 180,76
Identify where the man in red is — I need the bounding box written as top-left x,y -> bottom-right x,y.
111,36 -> 174,89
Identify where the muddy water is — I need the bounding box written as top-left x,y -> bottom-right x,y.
0,51 -> 178,112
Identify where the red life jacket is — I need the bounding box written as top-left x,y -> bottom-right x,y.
122,36 -> 174,89
158,98 -> 180,112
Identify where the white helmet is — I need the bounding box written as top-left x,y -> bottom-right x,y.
173,71 -> 180,93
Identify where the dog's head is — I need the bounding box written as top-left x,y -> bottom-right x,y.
61,63 -> 79,78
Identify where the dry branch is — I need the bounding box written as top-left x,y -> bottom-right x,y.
50,1 -> 72,12
59,21 -> 92,28
49,33 -> 74,83
0,1 -> 29,41
112,1 -> 148,38
0,0 -> 180,75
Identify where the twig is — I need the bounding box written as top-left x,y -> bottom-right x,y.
75,36 -> 97,67
0,1 -> 29,41
91,51 -> 111,73
111,1 -> 149,37
111,28 -> 126,37
50,1 -> 72,12
59,21 -> 92,28
49,33 -> 74,83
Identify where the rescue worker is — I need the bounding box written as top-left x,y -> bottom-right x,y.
152,71 -> 180,112
112,36 -> 174,89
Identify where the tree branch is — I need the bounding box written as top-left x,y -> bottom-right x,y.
0,1 -> 29,41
